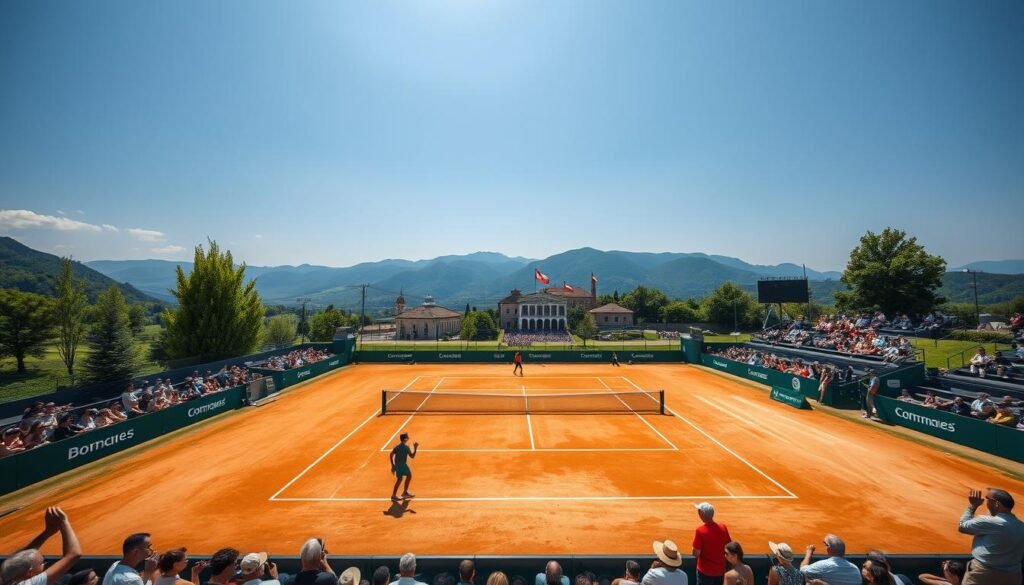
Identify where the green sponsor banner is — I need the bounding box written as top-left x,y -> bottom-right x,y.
357,350 -> 682,363
701,355 -> 815,395
770,386 -> 809,409
161,386 -> 244,429
875,396 -> 1023,463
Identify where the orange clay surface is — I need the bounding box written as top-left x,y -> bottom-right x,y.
2,363 -> 1023,556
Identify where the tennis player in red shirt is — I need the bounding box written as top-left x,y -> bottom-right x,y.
692,502 -> 731,585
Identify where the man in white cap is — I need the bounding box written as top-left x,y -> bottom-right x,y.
239,553 -> 280,585
641,540 -> 687,585
691,502 -> 730,585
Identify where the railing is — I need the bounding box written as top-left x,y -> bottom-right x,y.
944,340 -> 1017,370
357,339 -> 681,351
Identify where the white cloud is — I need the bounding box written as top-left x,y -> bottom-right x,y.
0,209 -> 103,232
254,234 -> 263,239
75,210 -> 84,215
101,224 -> 119,232
151,245 -> 186,255
127,228 -> 165,242
56,209 -> 66,216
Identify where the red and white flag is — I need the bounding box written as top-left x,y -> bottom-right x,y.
534,268 -> 550,284
563,282 -> 575,292
591,272 -> 598,284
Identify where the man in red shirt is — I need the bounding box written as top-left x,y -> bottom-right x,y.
691,502 -> 731,585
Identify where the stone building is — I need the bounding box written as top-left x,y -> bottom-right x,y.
395,295 -> 462,340
589,303 -> 635,328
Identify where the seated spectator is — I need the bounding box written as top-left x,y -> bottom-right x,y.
457,561 -> 475,585
611,562 -> 641,585
94,409 -> 117,428
975,403 -> 998,421
50,414 -> 82,441
102,533 -> 158,585
109,402 -> 129,421
292,538 -> 338,585
206,549 -> 240,585
641,540 -> 687,585
865,550 -> 906,585
766,542 -> 801,585
897,389 -> 917,403
1,427 -> 26,457
0,507 -> 81,585
722,542 -> 752,585
21,421 -> 49,450
68,568 -> 99,585
121,385 -> 144,415
940,397 -> 972,417
486,574 -> 509,585
79,409 -> 98,431
918,560 -> 966,585
154,548 -> 205,585
990,352 -> 1012,378
340,568 -> 360,585
1013,343 -> 1024,360
535,562 -> 569,585
799,534 -> 861,585
922,390 -> 942,408
434,575 -> 455,585
970,394 -> 994,416
373,567 -> 391,585
392,554 -> 426,585
860,560 -> 892,585
989,406 -> 1019,427
238,553 -> 280,585
969,348 -> 992,377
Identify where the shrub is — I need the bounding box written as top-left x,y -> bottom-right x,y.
949,330 -> 1013,344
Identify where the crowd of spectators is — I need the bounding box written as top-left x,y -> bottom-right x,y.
256,349 -> 333,372
707,346 -> 857,384
756,315 -> 917,362
899,389 -> 1024,431
657,331 -> 683,340
965,346 -> 1022,380
501,332 -> 574,347
0,364 -> 256,458
4,490 -> 1023,585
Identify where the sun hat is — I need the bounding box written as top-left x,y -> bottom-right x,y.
340,567 -> 361,585
768,542 -> 794,565
239,552 -> 268,574
652,540 -> 683,568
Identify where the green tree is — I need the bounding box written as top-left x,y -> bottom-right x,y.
460,311 -> 498,341
82,286 -> 139,383
54,257 -> 88,381
575,314 -> 599,347
620,286 -> 669,324
309,305 -> 347,342
162,240 -> 264,361
596,294 -> 616,306
567,305 -> 588,330
662,300 -> 702,323
0,288 -> 55,373
127,304 -> 147,337
834,228 -> 947,316
265,315 -> 297,348
701,282 -> 762,330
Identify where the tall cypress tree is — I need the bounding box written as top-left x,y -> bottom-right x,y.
82,286 -> 139,383
161,240 -> 264,361
54,258 -> 88,381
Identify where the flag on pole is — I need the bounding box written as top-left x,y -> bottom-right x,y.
591,272 -> 598,284
534,268 -> 550,284
563,282 -> 575,292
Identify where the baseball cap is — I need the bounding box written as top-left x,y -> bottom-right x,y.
693,502 -> 714,516
239,553 -> 268,574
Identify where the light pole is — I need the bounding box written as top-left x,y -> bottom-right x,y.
962,269 -> 979,327
297,297 -> 312,343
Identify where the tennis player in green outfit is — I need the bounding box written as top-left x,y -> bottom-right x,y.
389,432 -> 419,501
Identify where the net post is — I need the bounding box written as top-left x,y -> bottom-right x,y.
381,390 -> 387,415
659,390 -> 665,415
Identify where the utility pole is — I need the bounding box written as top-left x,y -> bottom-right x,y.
359,284 -> 367,347
963,269 -> 980,326
297,297 -> 311,343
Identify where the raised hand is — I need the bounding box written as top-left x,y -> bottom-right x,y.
968,489 -> 984,507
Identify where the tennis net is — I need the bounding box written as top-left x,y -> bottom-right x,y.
380,389 -> 665,415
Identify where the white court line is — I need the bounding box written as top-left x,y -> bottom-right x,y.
378,377 -> 445,452
728,395 -> 842,444
691,395 -> 792,445
620,376 -> 798,499
610,391 -> 679,451
523,385 -> 536,450
384,447 -> 677,452
272,494 -> 798,502
269,375 -> 422,501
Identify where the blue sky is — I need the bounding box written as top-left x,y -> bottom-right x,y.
1,0 -> 1021,271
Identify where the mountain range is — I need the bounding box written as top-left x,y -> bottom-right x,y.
2,236 -> 1021,313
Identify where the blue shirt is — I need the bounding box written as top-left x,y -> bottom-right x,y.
958,506 -> 1024,572
392,443 -> 411,465
800,556 -> 861,585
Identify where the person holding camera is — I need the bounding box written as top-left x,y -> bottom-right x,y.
238,553 -> 279,585
291,539 -> 337,585
390,433 -> 419,502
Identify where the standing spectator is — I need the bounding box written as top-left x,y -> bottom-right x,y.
238,553 -> 279,585
859,560 -> 892,585
372,568 -> 390,585
101,533 -> 158,585
534,562 -> 569,585
641,540 -> 687,585
611,562 -> 641,585
457,561 -> 475,585
390,554 -> 426,585
486,574 -> 509,585
799,534 -> 861,585
722,542 -> 752,585
691,502 -> 731,585
0,507 -> 81,585
292,539 -> 337,585
957,488 -> 1024,585
766,542 -> 802,585
918,560 -> 966,585
205,549 -> 240,585
154,548 -> 206,585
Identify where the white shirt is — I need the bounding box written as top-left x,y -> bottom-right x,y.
641,567 -> 687,585
390,578 -> 428,585
102,562 -> 145,585
18,572 -> 49,585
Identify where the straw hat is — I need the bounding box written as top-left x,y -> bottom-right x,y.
652,539 -> 683,568
340,567 -> 361,585
768,542 -> 794,565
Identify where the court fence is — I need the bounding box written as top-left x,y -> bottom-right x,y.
356,349 -> 683,364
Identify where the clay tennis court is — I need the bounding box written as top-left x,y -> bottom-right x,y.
1,363 -> 1022,556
